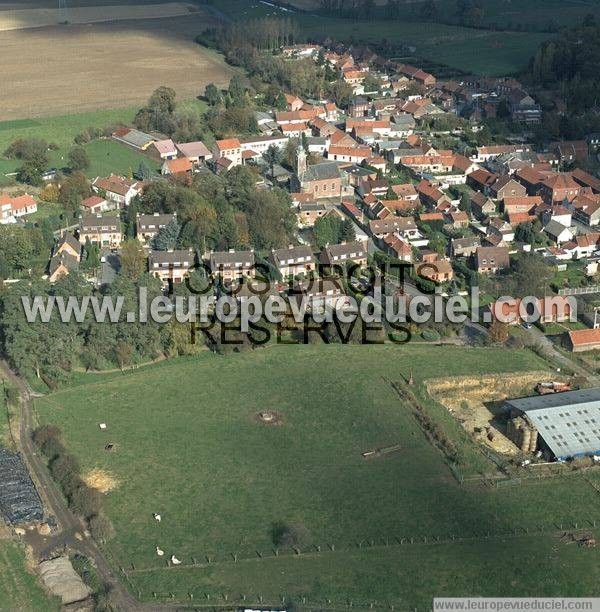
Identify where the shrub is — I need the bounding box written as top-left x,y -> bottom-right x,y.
272,522 -> 313,549
70,485 -> 102,520
88,512 -> 115,542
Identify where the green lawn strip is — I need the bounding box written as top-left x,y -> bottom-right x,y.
0,540 -> 60,611
126,532 -> 600,608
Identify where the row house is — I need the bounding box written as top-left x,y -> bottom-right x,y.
148,249 -> 195,286
78,214 -> 122,248
270,245 -> 315,278
136,212 -> 177,246
320,240 -> 368,268
209,249 -> 256,284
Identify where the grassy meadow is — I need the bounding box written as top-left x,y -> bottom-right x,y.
209,0 -> 551,75
33,344 -> 600,607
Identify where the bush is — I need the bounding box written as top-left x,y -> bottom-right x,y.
272,522 -> 313,549
32,424 -> 61,447
88,512 -> 115,542
421,328 -> 441,342
70,484 -> 102,520
40,437 -> 66,461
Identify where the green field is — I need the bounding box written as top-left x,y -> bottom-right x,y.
0,540 -> 59,612
208,0 -> 551,75
33,344 -> 600,608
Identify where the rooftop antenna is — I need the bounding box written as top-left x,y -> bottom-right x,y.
58,0 -> 67,23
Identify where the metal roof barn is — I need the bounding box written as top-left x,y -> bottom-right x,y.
505,388 -> 600,460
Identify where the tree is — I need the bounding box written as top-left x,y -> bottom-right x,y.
114,341 -> 133,372
262,143 -> 283,177
82,239 -> 100,270
151,217 -> 181,251
89,512 -> 115,542
489,319 -> 509,344
134,160 -> 152,181
272,522 -> 313,549
119,240 -> 146,280
204,82 -> 222,106
68,146 -> 90,171
59,171 -> 91,212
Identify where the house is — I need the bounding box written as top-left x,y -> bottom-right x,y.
417,258 -> 454,283
161,157 -> 192,176
327,145 -> 372,164
270,245 -> 315,278
569,193 -> 600,227
152,139 -> 178,160
54,232 -> 81,259
502,195 -> 542,215
290,278 -> 348,312
78,214 -> 122,248
136,213 -> 177,245
176,141 -> 212,164
369,216 -> 419,241
543,219 -> 573,245
470,192 -> 495,220
148,249 -> 194,286
284,93 -> 304,112
298,162 -> 343,201
0,194 -> 38,221
451,236 -> 480,257
81,195 -> 111,214
297,201 -> 328,226
566,328 -> 600,353
383,234 -> 412,261
209,249 -> 256,283
240,135 -> 288,158
320,240 -> 368,268
490,297 -> 573,326
91,175 -> 142,208
212,138 -> 242,168
475,246 -> 510,273
539,173 -> 580,204
488,176 -> 527,201
572,168 -> 600,193
474,144 -> 532,163
467,168 -> 498,193
446,210 -> 469,228
48,251 -> 79,284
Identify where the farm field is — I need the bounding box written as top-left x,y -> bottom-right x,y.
0,9 -> 235,120
0,540 -> 59,611
34,344 -> 600,607
208,0 -> 551,75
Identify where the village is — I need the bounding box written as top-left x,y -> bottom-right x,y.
0,40 -> 594,352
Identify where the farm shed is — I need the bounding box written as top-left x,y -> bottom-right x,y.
505,388 -> 600,460
0,447 -> 43,524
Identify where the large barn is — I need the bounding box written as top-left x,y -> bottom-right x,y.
505,388 -> 600,460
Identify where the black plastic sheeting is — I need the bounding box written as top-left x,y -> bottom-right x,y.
0,446 -> 43,524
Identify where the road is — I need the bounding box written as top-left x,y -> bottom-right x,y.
0,360 -> 158,611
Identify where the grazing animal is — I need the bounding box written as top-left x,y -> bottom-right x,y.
153,513 -> 161,522
156,547 -> 164,557
171,555 -> 181,565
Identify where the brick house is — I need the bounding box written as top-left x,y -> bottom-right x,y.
270,245 -> 315,278
148,249 -> 194,286
136,212 -> 177,245
78,214 -> 122,248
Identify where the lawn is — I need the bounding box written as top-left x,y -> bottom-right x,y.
33,344 -> 600,607
0,540 -> 59,611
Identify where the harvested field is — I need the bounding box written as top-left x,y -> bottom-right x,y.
0,2 -> 195,31
426,372 -> 565,455
0,11 -> 236,119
